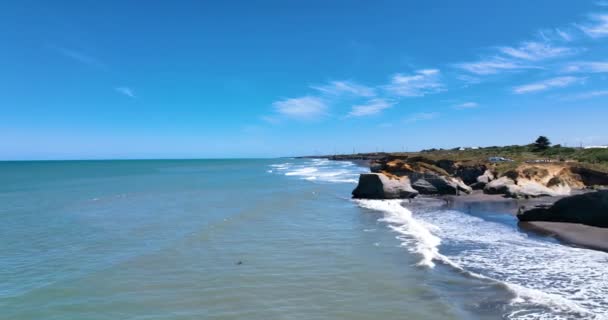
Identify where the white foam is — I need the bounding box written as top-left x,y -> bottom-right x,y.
355,199 -> 442,268
268,159 -> 367,184
355,199 -> 608,319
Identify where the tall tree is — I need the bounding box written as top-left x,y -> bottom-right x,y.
533,136 -> 551,151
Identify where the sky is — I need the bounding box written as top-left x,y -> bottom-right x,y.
1,0 -> 608,159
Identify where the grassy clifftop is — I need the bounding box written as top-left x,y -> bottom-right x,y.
328,144 -> 608,173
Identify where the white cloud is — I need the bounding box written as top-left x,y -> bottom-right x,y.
348,99 -> 395,117
454,58 -> 534,75
454,102 -> 479,109
512,76 -> 583,94
272,96 -> 327,119
385,69 -> 444,97
115,87 -> 136,98
311,81 -> 376,97
563,61 -> 608,73
405,112 -> 440,123
498,41 -> 576,61
578,14 -> 608,38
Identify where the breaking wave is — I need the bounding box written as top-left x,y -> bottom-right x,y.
269,158 -> 367,184
354,199 -> 608,320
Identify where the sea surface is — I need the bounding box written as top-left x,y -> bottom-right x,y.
1,159 -> 607,320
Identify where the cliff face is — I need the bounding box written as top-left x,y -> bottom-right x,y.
353,155 -> 608,199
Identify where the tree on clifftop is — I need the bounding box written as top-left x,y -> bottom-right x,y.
533,136 -> 551,151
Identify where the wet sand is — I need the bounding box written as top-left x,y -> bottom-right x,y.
406,190 -> 608,253
518,221 -> 608,252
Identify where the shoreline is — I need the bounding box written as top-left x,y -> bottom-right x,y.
335,156 -> 608,253
402,190 -> 608,253
518,221 -> 608,252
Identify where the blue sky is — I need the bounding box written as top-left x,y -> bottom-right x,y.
2,0 -> 608,159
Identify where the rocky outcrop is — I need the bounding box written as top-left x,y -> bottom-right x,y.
352,173 -> 418,199
484,177 -> 515,194
357,155 -> 608,199
471,170 -> 494,189
518,190 -> 608,227
570,166 -> 608,186
505,181 -> 570,198
409,173 -> 471,195
482,164 -> 590,198
455,164 -> 487,185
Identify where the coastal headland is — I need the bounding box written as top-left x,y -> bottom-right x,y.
307,140 -> 608,251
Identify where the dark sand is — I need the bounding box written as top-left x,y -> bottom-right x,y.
406,190 -> 608,253
519,221 -> 608,252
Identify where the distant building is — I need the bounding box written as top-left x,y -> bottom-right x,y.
583,146 -> 608,149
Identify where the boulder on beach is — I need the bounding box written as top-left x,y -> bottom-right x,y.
352,173 -> 419,199
518,190 -> 608,227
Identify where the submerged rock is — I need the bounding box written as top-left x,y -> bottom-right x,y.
352,173 -> 418,199
518,190 -> 608,227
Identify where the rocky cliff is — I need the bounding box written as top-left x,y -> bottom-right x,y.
352,155 -> 608,199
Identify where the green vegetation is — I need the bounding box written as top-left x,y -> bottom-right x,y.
380,137 -> 608,172
533,136 -> 551,151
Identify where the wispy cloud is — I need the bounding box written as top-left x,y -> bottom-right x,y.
512,76 -> 584,94
453,102 -> 479,109
562,90 -> 608,100
578,14 -> 608,38
597,0 -> 608,6
49,45 -> 105,68
456,74 -> 482,86
311,81 -> 376,97
405,112 -> 440,123
556,28 -> 574,42
498,41 -> 577,61
538,28 -> 575,42
272,96 -> 327,119
115,87 -> 136,98
563,61 -> 608,73
454,57 -> 534,75
348,99 -> 395,117
385,69 -> 444,97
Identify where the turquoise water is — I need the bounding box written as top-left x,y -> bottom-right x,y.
1,159 -> 607,319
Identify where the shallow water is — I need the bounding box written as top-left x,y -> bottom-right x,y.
1,159 -> 607,319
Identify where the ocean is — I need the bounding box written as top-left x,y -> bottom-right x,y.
1,159 -> 607,319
